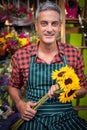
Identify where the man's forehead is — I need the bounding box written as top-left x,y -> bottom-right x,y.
38,10 -> 59,20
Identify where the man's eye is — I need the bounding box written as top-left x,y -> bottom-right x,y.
40,22 -> 47,27
52,22 -> 59,27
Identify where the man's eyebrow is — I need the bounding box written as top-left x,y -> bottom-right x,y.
40,20 -> 59,22
40,21 -> 48,22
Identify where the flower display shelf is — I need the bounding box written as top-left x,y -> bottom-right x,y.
0,59 -> 20,130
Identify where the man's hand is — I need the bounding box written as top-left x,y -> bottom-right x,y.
16,100 -> 37,121
48,84 -> 60,98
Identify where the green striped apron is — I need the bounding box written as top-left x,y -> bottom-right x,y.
19,56 -> 87,130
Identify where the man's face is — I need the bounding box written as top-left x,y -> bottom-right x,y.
35,10 -> 61,45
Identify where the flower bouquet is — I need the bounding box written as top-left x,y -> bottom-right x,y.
9,6 -> 33,26
0,59 -> 13,119
0,59 -> 21,129
0,32 -> 30,57
11,65 -> 80,130
52,65 -> 80,102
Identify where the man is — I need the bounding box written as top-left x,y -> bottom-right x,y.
8,1 -> 87,130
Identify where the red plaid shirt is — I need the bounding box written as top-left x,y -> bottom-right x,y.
8,42 -> 87,89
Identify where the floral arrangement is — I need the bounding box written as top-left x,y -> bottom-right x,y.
0,29 -> 40,58
6,33 -> 29,54
0,31 -> 30,57
11,65 -> 80,130
0,60 -> 13,119
52,65 -> 80,103
8,5 -> 33,26
0,60 -> 25,129
9,6 -> 32,19
0,2 -> 33,25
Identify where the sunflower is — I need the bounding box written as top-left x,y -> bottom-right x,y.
51,70 -> 60,80
52,65 -> 80,103
59,88 -> 77,103
51,66 -> 74,83
57,70 -> 80,90
51,69 -> 65,81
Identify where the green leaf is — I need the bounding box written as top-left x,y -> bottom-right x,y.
1,85 -> 7,91
54,89 -> 64,94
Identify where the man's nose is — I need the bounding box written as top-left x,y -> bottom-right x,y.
46,24 -> 53,31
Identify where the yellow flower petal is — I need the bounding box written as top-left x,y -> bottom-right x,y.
51,70 -> 59,80
59,88 -> 77,103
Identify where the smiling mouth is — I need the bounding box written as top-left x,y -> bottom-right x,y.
44,34 -> 54,37
45,36 -> 54,39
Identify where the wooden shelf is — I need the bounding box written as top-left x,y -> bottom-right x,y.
66,26 -> 81,34
66,18 -> 87,24
66,18 -> 87,34
66,18 -> 80,24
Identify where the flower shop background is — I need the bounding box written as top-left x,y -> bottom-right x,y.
0,0 -> 39,129
0,0 -> 87,129
66,0 -> 87,122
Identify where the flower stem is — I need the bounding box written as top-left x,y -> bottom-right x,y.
11,93 -> 49,130
11,89 -> 62,130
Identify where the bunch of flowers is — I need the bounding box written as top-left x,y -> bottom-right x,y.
52,65 -> 80,103
0,60 -> 13,119
5,33 -> 19,55
10,7 -> 32,19
8,5 -> 33,26
0,60 -> 21,129
0,2 -> 33,25
11,65 -> 80,130
0,31 -> 30,57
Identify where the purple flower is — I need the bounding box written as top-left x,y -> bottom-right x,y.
0,75 -> 9,88
19,34 -> 26,38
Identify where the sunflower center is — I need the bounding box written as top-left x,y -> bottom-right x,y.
58,71 -> 65,77
68,90 -> 75,97
65,78 -> 72,85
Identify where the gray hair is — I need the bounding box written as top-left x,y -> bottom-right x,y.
35,1 -> 62,22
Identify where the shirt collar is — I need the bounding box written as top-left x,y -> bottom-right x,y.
30,41 -> 65,58
57,42 -> 65,57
